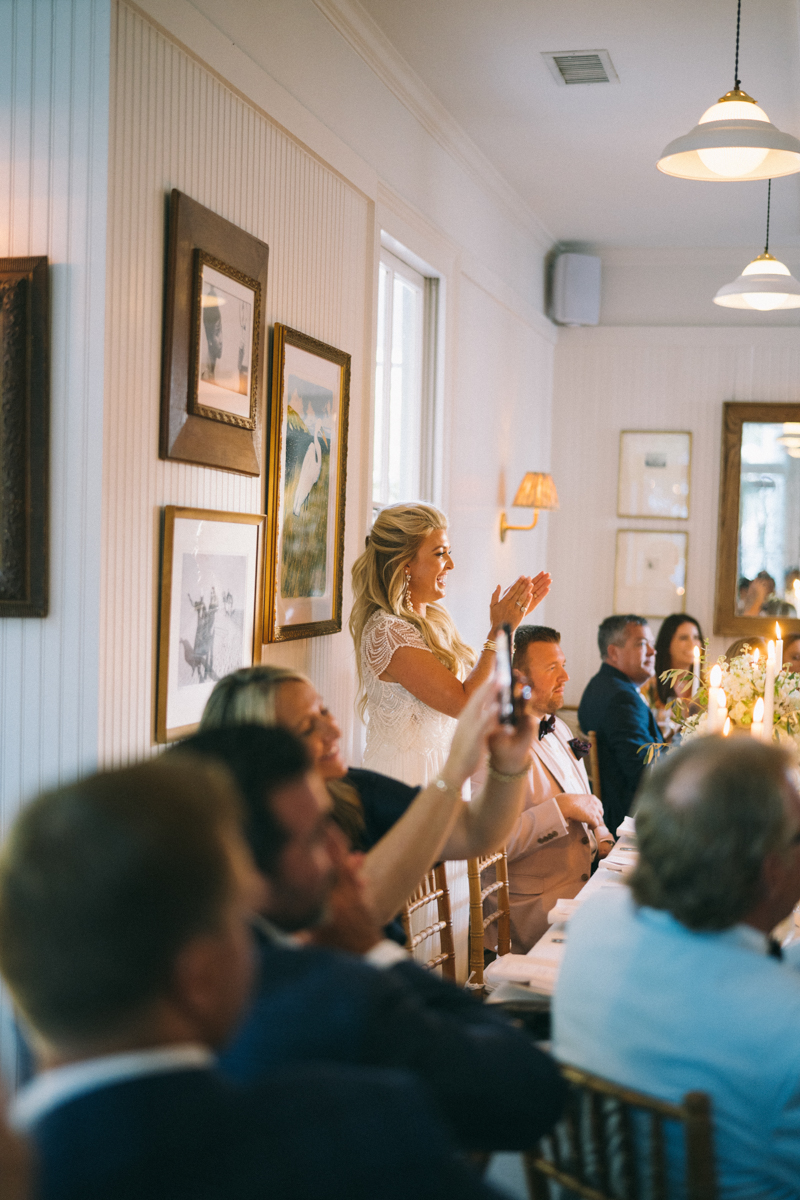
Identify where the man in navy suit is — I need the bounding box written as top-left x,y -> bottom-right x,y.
0,756 -> 507,1200
179,725 -> 566,1152
578,614 -> 660,837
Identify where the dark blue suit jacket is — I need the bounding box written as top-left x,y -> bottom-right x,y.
219,930 -> 566,1151
29,1063 -> 504,1200
578,662 -> 661,835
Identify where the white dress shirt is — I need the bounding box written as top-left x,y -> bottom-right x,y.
554,885 -> 800,1200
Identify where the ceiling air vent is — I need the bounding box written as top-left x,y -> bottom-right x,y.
542,50 -> 619,86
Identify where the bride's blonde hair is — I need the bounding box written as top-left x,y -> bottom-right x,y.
350,503 -> 476,710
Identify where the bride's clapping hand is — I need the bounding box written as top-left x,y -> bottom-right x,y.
489,571 -> 552,634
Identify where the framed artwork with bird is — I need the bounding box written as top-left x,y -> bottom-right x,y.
264,324 -> 350,642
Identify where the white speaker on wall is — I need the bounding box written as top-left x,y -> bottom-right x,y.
551,252 -> 601,326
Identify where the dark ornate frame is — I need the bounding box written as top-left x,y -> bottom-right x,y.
264,324 -> 350,642
160,190 -> 268,475
714,400 -> 800,637
0,256 -> 49,617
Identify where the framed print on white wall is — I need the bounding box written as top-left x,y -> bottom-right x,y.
614,530 -> 688,618
617,431 -> 691,519
156,506 -> 265,743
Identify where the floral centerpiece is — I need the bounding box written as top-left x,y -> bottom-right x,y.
663,643 -> 800,749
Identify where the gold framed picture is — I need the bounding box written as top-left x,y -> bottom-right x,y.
156,506 -> 265,743
160,190 -> 269,475
264,324 -> 350,642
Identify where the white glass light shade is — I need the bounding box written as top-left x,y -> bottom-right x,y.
657,91 -> 800,181
696,100 -> 770,177
713,253 -> 800,310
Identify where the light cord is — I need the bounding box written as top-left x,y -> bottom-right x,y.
734,0 -> 742,90
765,179 -> 771,254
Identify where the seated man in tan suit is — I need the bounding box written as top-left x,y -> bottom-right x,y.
501,626 -> 614,952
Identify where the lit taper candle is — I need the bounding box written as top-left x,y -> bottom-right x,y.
762,641 -> 776,742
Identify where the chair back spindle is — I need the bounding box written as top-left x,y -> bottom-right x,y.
525,1065 -> 716,1200
467,849 -> 511,989
587,730 -> 602,801
401,864 -> 456,980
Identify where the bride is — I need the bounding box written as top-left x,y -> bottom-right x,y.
350,502 -> 551,785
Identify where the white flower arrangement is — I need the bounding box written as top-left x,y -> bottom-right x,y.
665,644 -> 800,749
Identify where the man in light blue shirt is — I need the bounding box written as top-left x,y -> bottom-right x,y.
554,735 -> 800,1200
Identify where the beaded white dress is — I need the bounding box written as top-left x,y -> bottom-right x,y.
360,610 -> 457,786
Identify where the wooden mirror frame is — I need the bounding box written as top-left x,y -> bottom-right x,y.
715,400 -> 800,637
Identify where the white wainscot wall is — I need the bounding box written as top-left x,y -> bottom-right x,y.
0,0 -> 111,1083
101,1 -> 372,767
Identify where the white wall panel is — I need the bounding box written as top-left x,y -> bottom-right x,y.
101,1 -> 371,764
0,0 -> 111,1081
548,327 -> 800,709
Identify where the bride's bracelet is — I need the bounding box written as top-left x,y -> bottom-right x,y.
483,640 -> 497,654
487,758 -> 532,783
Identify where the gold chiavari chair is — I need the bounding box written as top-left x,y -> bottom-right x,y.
526,1064 -> 716,1200
400,864 -> 456,980
586,730 -> 602,801
467,849 -> 511,990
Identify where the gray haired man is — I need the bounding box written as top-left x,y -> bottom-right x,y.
554,736 -> 800,1199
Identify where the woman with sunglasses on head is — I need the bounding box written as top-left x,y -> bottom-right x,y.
200,665 -> 536,928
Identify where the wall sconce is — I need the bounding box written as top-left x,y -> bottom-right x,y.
500,472 -> 559,542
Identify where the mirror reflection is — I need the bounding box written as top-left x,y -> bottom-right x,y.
737,421 -> 800,617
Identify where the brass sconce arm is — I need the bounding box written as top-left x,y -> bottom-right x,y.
500,510 -> 540,542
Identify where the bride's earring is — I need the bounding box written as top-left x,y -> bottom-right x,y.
403,571 -> 414,612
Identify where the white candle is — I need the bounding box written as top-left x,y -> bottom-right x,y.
707,664 -> 727,733
776,622 -> 783,668
762,641 -> 776,743
692,645 -> 700,698
751,696 -> 765,740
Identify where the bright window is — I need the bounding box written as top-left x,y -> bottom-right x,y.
373,246 -> 439,517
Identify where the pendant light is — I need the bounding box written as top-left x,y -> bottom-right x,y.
657,0 -> 800,181
714,181 -> 800,310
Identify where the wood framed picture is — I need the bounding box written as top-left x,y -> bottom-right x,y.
614,530 -> 688,618
0,256 -> 49,617
160,190 -> 269,475
156,506 -> 265,743
617,431 -> 691,519
264,324 -> 350,642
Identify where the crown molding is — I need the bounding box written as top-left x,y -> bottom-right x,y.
312,0 -> 553,249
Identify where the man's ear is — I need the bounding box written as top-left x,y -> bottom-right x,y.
171,934 -> 229,1028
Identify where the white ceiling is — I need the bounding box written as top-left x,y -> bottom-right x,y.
357,0 -> 800,250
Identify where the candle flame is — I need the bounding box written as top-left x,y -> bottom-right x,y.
753,696 -> 765,722
709,664 -> 722,688
795,579 -> 800,598
693,645 -> 700,661
776,621 -> 782,639
723,716 -> 731,736
768,639 -> 776,662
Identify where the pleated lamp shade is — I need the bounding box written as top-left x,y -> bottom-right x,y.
512,472 -> 559,510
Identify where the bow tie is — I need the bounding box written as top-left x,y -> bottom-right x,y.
538,715 -> 556,740
568,737 -> 591,761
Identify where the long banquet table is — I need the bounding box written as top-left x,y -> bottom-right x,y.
484,823 -> 639,1002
